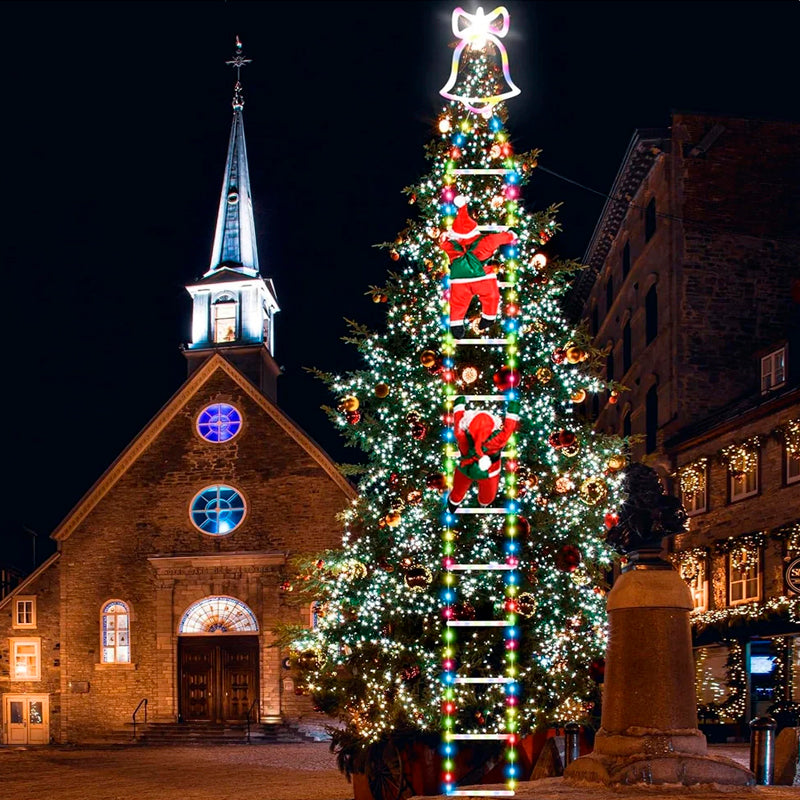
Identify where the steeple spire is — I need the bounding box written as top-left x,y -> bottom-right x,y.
207,37 -> 259,276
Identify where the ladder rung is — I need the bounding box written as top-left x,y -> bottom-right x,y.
456,507 -> 508,514
477,225 -> 511,232
454,677 -> 514,684
497,282 -> 514,288
450,563 -> 513,571
448,791 -> 515,797
451,168 -> 517,175
448,733 -> 512,741
447,620 -> 510,627
463,395 -> 508,401
454,338 -> 511,345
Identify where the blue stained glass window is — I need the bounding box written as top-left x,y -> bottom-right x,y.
197,403 -> 242,442
190,485 -> 246,535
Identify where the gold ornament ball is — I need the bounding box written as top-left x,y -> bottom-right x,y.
565,347 -> 585,364
607,454 -> 626,472
516,593 -> 538,617
420,349 -> 438,368
535,367 -> 553,384
579,476 -> 609,506
384,510 -> 402,528
570,389 -> 587,403
340,395 -> 359,412
375,383 -> 390,398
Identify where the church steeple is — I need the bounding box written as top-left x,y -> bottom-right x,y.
184,38 -> 281,402
207,38 -> 258,276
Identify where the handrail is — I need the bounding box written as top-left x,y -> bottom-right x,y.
245,698 -> 258,744
132,698 -> 148,741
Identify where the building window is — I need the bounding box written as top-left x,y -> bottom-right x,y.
212,296 -> 237,343
13,597 -> 36,629
645,197 -> 657,242
679,459 -> 708,515
722,438 -> 760,502
761,347 -> 786,394
101,601 -> 131,664
788,447 -> 800,485
179,596 -> 258,634
674,549 -> 708,611
197,403 -> 242,443
11,638 -> 41,680
591,305 -> 599,337
623,410 -> 631,438
645,284 -> 658,344
645,384 -> 658,454
622,241 -> 631,280
190,485 -> 246,535
606,349 -> 615,384
728,546 -> 761,606
622,320 -> 632,374
779,419 -> 799,485
606,277 -> 614,315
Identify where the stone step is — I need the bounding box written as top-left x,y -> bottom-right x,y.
130,722 -> 311,746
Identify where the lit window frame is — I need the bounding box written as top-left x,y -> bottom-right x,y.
101,600 -> 131,664
675,549 -> 708,611
722,439 -> 761,503
179,596 -> 258,635
212,295 -> 238,344
11,637 -> 41,681
13,596 -> 36,629
679,459 -> 708,516
788,448 -> 800,486
728,548 -> 762,607
189,485 -> 247,536
196,402 -> 243,443
761,346 -> 786,394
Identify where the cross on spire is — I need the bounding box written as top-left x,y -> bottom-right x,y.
225,36 -> 252,110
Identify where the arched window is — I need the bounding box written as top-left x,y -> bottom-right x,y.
623,320 -> 632,374
645,197 -> 657,242
179,596 -> 258,634
622,241 -> 631,280
212,295 -> 237,343
607,349 -> 615,384
101,600 -> 131,664
190,485 -> 246,535
646,284 -> 658,344
646,384 -> 659,454
605,277 -> 614,315
197,403 -> 242,443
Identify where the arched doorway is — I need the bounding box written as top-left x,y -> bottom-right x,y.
178,596 -> 259,723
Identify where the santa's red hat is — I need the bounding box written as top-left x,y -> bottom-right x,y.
448,195 -> 480,240
460,410 -> 499,471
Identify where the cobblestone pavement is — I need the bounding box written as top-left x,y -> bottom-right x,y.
0,742 -> 791,800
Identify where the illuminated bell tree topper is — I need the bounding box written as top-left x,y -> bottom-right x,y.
440,6 -> 521,116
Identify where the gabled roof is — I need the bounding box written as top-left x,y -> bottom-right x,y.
0,553 -> 60,611
51,354 -> 356,542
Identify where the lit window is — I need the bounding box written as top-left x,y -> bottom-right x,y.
791,636 -> 800,702
11,638 -> 41,680
190,485 -> 246,535
101,601 -> 131,664
761,347 -> 786,394
722,440 -> 760,502
728,548 -> 761,606
179,596 -> 258,634
788,449 -> 800,485
213,297 -> 237,343
197,403 -> 242,443
13,596 -> 36,629
676,550 -> 708,611
782,420 -> 799,485
679,459 -> 707,515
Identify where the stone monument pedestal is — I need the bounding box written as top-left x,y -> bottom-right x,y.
564,563 -> 754,786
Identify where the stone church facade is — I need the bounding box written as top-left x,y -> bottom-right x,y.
0,45 -> 353,744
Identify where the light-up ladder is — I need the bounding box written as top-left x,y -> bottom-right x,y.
441,167 -> 521,798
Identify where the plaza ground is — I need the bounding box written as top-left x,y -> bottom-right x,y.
1,741 -> 796,800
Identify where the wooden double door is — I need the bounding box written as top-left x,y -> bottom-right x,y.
179,635 -> 259,723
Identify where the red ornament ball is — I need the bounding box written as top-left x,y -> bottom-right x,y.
493,366 -> 520,391
515,516 -> 531,537
604,511 -> 620,530
345,410 -> 361,425
556,544 -> 582,572
426,472 -> 447,491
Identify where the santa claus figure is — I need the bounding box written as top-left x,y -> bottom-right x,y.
447,395 -> 521,513
439,196 -> 517,339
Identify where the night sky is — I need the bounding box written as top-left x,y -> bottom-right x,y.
4,1 -> 798,570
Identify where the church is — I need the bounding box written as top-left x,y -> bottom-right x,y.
0,45 -> 353,745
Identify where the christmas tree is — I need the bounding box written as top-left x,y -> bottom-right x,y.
285,6 -> 627,790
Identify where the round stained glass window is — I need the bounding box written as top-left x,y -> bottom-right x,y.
197,403 -> 242,443
190,485 -> 246,535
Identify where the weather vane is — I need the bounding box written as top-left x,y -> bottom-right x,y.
225,36 -> 252,110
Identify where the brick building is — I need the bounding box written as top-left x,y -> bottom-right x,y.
0,52 -> 353,745
571,112 -> 800,735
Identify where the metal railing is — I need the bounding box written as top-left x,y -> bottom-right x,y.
132,698 -> 148,742
245,699 -> 258,743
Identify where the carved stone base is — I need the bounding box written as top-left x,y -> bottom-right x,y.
564,749 -> 754,786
